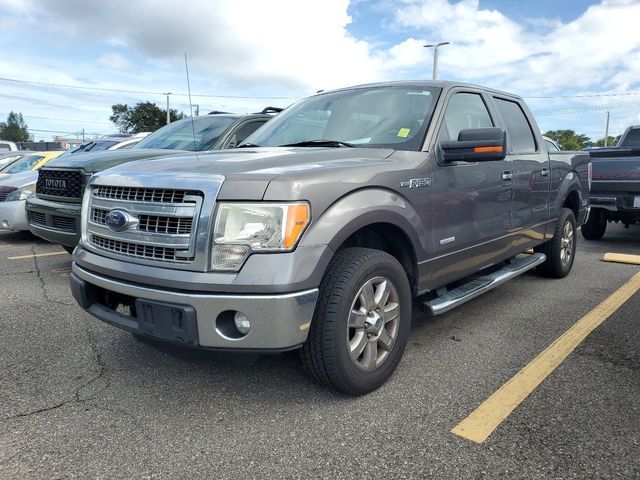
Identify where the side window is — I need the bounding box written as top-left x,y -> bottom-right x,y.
441,92 -> 493,141
545,139 -> 560,152
234,121 -> 266,146
493,98 -> 536,153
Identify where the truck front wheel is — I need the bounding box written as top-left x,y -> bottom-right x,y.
581,209 -> 607,240
301,247 -> 412,395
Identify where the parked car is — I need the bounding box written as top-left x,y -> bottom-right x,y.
26,111 -> 278,252
581,125 -> 640,240
0,140 -> 18,152
0,152 -> 30,171
69,81 -> 590,395
0,170 -> 38,231
0,151 -> 63,180
66,133 -> 151,155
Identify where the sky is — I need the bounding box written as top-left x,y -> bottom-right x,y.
0,0 -> 639,142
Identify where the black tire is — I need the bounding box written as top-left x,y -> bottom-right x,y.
301,247 -> 412,396
536,207 -> 577,278
581,209 -> 607,240
62,245 -> 75,255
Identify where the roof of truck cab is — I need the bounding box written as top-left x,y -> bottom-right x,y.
315,80 -> 523,101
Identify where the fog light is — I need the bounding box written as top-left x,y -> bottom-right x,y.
234,312 -> 251,335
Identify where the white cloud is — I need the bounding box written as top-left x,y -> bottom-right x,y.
1,0 -> 640,139
97,52 -> 134,72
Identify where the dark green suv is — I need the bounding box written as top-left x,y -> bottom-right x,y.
27,111 -> 277,251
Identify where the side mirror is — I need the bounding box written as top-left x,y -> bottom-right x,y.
440,128 -> 507,162
227,134 -> 238,149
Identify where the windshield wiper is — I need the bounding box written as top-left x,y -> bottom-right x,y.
279,139 -> 357,148
237,143 -> 261,148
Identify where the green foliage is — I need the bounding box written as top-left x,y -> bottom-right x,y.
0,111 -> 29,142
543,129 -> 593,151
110,102 -> 185,133
593,135 -> 621,147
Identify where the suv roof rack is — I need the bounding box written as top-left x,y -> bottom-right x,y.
259,106 -> 283,114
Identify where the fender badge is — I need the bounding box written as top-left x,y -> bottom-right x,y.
400,177 -> 431,188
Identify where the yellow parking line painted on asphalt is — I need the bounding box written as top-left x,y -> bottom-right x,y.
7,251 -> 68,260
452,270 -> 640,444
603,253 -> 640,266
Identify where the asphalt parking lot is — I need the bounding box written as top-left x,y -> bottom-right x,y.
0,224 -> 638,479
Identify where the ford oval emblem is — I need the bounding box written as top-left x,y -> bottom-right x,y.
104,210 -> 130,231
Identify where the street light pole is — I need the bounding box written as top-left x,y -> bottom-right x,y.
423,42 -> 450,80
604,111 -> 610,147
166,93 -> 172,125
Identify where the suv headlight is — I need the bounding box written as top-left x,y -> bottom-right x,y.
212,202 -> 310,271
5,183 -> 36,202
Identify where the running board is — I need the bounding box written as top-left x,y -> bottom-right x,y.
422,253 -> 546,316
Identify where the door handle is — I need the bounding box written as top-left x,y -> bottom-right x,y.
502,170 -> 513,181
541,168 -> 549,177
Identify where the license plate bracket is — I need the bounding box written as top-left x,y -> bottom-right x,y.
135,299 -> 198,345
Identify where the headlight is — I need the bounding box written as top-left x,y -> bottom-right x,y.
4,183 -> 36,202
212,202 -> 310,271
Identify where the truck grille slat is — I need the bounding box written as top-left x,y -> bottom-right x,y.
94,186 -> 200,203
30,212 -> 47,226
90,235 -> 179,261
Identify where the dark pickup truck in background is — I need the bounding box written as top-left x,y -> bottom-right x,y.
582,125 -> 640,240
69,81 -> 590,395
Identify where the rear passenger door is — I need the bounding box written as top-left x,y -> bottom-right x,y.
491,97 -> 550,246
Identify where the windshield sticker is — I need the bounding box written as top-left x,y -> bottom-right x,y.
397,128 -> 411,138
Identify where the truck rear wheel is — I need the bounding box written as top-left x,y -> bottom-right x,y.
581,209 -> 607,240
301,248 -> 411,395
536,207 -> 577,278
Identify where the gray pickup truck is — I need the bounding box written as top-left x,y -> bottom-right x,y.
582,125 -> 640,240
70,81 -> 590,395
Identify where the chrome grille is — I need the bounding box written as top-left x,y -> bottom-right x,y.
85,184 -> 203,265
94,186 -> 200,203
90,235 -> 179,261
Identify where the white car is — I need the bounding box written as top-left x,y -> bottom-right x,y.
0,170 -> 38,231
0,140 -> 18,152
66,132 -> 150,155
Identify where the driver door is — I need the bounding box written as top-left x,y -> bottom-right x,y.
428,91 -> 513,287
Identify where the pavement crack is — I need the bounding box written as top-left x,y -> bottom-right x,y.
30,245 -> 72,307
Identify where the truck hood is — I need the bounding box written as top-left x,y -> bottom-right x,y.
98,147 -> 395,178
42,148 -> 186,174
93,147 -> 395,201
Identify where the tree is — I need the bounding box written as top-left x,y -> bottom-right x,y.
109,102 -> 185,133
543,129 -> 593,151
593,135 -> 621,147
0,111 -> 29,142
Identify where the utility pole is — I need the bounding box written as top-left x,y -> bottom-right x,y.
604,111 -> 610,147
166,93 -> 172,125
193,104 -> 199,116
423,42 -> 450,80
82,128 -> 85,141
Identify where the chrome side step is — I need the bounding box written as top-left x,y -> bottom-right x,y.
422,253 -> 546,316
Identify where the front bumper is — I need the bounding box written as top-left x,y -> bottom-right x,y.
71,262 -> 319,351
25,196 -> 81,247
0,200 -> 28,231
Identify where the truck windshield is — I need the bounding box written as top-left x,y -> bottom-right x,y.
133,116 -> 237,152
246,85 -> 441,151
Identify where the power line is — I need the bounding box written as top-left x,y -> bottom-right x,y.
534,100 -> 640,116
0,113 -> 112,125
0,76 -> 296,100
525,92 -> 640,99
